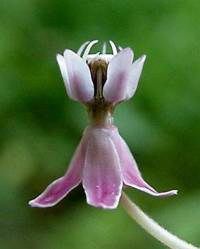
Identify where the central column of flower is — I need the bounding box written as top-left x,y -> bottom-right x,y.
87,59 -> 114,126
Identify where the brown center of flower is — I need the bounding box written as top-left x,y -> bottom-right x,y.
88,59 -> 107,99
87,59 -> 114,125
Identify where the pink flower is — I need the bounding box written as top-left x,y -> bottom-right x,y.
29,41 -> 177,209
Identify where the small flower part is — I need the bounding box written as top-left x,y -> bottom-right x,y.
82,127 -> 122,209
29,135 -> 87,207
111,131 -> 176,197
57,49 -> 94,102
103,48 -> 146,103
29,41 -> 177,209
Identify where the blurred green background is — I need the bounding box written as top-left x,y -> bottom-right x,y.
0,0 -> 200,248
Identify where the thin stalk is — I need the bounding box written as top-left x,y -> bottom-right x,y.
120,192 -> 199,249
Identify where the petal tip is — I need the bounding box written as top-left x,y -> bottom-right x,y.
85,195 -> 120,209
28,198 -> 56,208
56,54 -> 64,64
56,53 -> 63,61
153,189 -> 178,197
63,49 -> 77,58
56,53 -> 62,58
161,189 -> 178,197
135,54 -> 146,64
122,47 -> 133,56
171,189 -> 178,195
28,199 -> 41,208
140,54 -> 146,63
28,200 -> 34,207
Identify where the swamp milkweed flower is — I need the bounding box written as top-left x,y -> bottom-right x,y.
29,40 -> 176,209
29,41 -> 198,249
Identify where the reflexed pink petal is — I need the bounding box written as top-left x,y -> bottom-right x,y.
103,48 -> 134,103
29,138 -> 86,208
82,127 -> 122,209
57,50 -> 94,102
111,129 -> 177,197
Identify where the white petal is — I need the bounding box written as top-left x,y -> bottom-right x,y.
126,55 -> 146,99
103,48 -> 134,103
57,49 -> 94,103
56,54 -> 71,96
103,49 -> 146,103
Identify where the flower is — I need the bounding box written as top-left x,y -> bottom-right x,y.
29,40 -> 177,209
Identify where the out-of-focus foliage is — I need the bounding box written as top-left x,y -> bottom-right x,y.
0,0 -> 200,248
